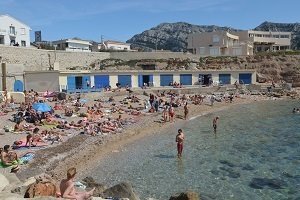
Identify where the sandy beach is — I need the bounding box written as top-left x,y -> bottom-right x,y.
0,89 -> 269,181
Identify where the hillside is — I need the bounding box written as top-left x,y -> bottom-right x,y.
127,22 -> 300,51
127,22 -> 238,52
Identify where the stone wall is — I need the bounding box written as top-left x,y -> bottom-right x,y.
110,51 -> 200,61
0,45 -> 110,71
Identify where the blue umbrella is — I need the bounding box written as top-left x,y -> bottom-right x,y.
32,103 -> 52,112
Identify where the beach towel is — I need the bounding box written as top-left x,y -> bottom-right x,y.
0,159 -> 23,168
19,152 -> 35,164
12,137 -> 48,149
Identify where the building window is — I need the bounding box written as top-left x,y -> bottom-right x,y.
199,47 -> 205,55
21,40 -> 26,46
209,47 -> 220,56
20,28 -> 25,35
213,35 -> 220,43
9,26 -> 16,35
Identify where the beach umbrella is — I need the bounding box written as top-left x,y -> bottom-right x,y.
32,103 -> 52,112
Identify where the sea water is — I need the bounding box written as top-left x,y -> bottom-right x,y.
90,100 -> 300,200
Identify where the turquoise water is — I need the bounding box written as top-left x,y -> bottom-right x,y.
90,100 -> 300,200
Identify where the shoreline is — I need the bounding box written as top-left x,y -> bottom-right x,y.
17,94 -> 273,182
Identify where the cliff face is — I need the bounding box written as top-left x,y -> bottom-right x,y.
99,54 -> 300,86
254,21 -> 300,50
127,22 -> 237,52
127,22 -> 300,52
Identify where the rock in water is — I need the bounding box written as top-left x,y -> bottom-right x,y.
169,191 -> 200,200
101,182 -> 140,200
249,178 -> 287,190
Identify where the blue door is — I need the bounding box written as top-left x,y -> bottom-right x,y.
14,80 -> 23,92
138,75 -> 143,87
118,75 -> 132,87
239,73 -> 252,84
219,74 -> 231,85
160,74 -> 173,86
94,75 -> 110,88
149,75 -> 153,86
67,76 -> 76,91
180,74 -> 192,85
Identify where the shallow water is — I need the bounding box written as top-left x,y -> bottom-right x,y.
90,100 -> 300,200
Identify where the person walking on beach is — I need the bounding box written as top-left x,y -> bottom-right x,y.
184,102 -> 189,120
169,105 -> 175,123
213,116 -> 219,133
176,129 -> 185,158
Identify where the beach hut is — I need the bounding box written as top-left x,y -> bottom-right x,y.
180,74 -> 193,85
160,74 -> 173,86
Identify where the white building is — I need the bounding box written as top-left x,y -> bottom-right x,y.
52,38 -> 92,52
0,14 -> 31,47
101,40 -> 131,51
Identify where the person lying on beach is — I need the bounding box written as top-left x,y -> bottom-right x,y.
59,167 -> 95,200
14,121 -> 24,132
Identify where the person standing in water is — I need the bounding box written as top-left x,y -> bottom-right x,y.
184,102 -> 189,120
213,116 -> 219,133
176,129 -> 185,158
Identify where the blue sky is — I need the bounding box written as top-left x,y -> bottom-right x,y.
0,0 -> 299,42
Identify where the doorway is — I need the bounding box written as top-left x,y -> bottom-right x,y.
75,76 -> 83,89
142,75 -> 150,86
199,74 -> 212,85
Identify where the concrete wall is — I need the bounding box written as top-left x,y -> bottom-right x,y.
24,71 -> 60,92
0,63 -> 24,91
0,45 -> 110,71
110,52 -> 200,61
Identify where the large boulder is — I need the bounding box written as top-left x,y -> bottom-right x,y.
81,177 -> 107,197
0,173 -> 10,192
101,182 -> 140,200
24,174 -> 57,198
169,191 -> 200,200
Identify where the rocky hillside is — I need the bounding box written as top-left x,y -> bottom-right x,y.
127,22 -> 238,52
254,21 -> 300,50
97,54 -> 300,87
127,22 -> 300,52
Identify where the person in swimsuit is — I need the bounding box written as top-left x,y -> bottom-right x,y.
176,129 -> 185,158
184,102 -> 189,120
169,106 -> 175,123
213,116 -> 219,133
60,167 -> 95,200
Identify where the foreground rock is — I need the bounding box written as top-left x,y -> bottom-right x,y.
24,174 -> 57,198
101,182 -> 140,200
82,176 -> 107,197
169,191 -> 200,200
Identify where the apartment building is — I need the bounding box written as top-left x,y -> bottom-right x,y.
99,40 -> 131,51
0,14 -> 31,47
52,38 -> 92,52
187,31 -> 253,56
235,30 -> 291,52
188,30 -> 291,56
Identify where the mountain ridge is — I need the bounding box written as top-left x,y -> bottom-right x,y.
127,21 -> 300,51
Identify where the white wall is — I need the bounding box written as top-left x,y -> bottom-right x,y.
107,43 -> 131,50
0,15 -> 30,47
24,71 -> 60,92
